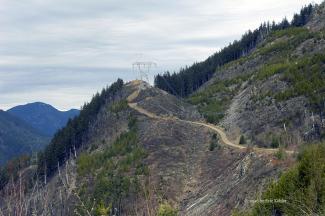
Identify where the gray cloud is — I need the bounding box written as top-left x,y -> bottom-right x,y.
0,0 -> 322,110
0,66 -> 136,110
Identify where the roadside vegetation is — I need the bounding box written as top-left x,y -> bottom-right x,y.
236,143 -> 325,216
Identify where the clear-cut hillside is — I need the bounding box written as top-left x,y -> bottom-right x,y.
4,2 -> 325,215
124,81 -> 286,215
190,2 -> 325,151
2,80 -> 287,216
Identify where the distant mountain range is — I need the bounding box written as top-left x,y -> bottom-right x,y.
0,102 -> 79,165
0,110 -> 50,165
8,102 -> 80,137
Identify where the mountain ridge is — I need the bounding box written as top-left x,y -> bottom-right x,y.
154,3 -> 316,97
187,2 -> 325,150
8,102 -> 80,137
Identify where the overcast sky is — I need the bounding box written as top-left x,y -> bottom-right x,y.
0,0 -> 322,110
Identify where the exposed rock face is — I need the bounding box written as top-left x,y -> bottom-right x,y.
294,38 -> 325,57
307,2 -> 325,31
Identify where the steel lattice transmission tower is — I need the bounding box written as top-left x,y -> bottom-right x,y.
132,61 -> 157,83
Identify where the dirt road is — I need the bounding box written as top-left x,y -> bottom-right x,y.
127,81 -> 294,155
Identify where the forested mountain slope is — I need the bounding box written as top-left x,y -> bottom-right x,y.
0,111 -> 49,165
8,102 -> 79,137
154,4 -> 314,97
187,2 -> 325,150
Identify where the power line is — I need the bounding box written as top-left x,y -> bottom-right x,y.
132,62 -> 156,83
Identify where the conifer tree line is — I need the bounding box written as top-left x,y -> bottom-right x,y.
37,79 -> 124,178
154,4 -> 314,97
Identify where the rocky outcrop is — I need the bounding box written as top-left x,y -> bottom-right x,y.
307,2 -> 325,31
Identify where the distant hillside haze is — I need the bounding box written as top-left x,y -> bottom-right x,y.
7,102 -> 80,137
0,110 -> 50,165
